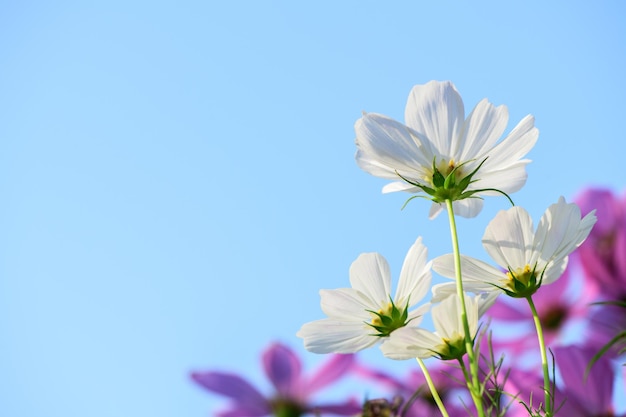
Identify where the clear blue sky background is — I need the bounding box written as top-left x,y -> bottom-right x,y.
1,1 -> 625,416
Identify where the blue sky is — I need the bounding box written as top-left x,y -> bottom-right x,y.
1,1 -> 625,416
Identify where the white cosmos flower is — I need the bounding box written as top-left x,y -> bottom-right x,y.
355,80 -> 539,219
432,197 -> 597,299
381,292 -> 495,360
297,237 -> 432,354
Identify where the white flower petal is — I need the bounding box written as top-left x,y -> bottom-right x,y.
354,149 -> 399,180
483,206 -> 534,269
404,81 -> 464,157
432,295 -> 461,339
534,197 -> 597,265
431,282 -> 456,302
452,198 -> 484,219
355,113 -> 432,174
407,302 -> 430,322
431,253 -> 456,279
473,162 -> 529,194
428,202 -> 444,219
431,281 -> 499,302
541,256 -> 568,286
381,326 -> 441,360
381,180 -> 421,194
349,253 -> 391,306
481,114 -> 538,170
297,319 -> 378,354
433,294 -> 478,340
458,99 -> 509,161
319,288 -> 372,320
433,254 -> 504,286
475,290 -> 501,317
395,237 -> 431,308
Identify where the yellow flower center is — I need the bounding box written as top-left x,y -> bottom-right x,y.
370,302 -> 394,327
505,264 -> 534,286
434,334 -> 466,360
503,264 -> 541,297
367,299 -> 410,337
430,158 -> 463,182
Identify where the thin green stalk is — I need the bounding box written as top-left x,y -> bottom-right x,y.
444,199 -> 485,417
416,358 -> 450,417
526,295 -> 553,416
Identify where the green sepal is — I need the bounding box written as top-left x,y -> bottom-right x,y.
457,157 -> 488,190
501,264 -> 545,298
363,298 -> 412,337
392,156 -> 518,209
433,168 -> 445,188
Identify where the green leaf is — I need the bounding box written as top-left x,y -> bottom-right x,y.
585,330 -> 626,378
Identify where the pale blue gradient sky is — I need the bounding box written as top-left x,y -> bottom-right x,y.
1,1 -> 625,416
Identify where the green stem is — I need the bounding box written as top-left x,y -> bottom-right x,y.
444,199 -> 485,417
416,358 -> 450,417
526,295 -> 553,416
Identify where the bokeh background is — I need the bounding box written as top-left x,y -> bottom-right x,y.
1,1 -> 625,416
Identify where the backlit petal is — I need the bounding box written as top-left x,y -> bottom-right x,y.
483,206 -> 534,269
297,319 -> 377,354
381,326 -> 441,360
404,80 -> 464,157
349,253 -> 391,306
320,288 -> 372,320
395,237 -> 431,308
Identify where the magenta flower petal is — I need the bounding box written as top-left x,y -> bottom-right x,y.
486,299 -> 524,320
554,345 -> 614,415
304,353 -> 354,394
191,371 -> 269,410
216,408 -> 271,417
576,188 -> 620,235
262,342 -> 302,396
351,362 -> 406,392
504,367 -> 547,417
575,187 -> 626,299
616,228 -> 626,284
586,303 -> 626,357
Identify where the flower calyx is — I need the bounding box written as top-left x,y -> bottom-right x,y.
433,334 -> 468,361
271,397 -> 305,417
397,157 -> 514,209
366,298 -> 411,337
501,264 -> 544,298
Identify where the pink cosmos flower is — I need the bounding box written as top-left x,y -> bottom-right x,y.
503,344 -> 623,417
502,367 -> 551,417
585,301 -> 626,359
575,187 -> 626,300
191,342 -> 361,417
553,344 -> 624,417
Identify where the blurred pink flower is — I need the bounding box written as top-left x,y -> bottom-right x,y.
502,367 -> 546,417
575,187 -> 626,299
191,342 -> 361,417
585,301 -> 626,359
553,344 -> 624,417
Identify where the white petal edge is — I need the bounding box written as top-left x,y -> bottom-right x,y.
395,237 -> 431,308
297,319 -> 377,354
349,253 -> 391,307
